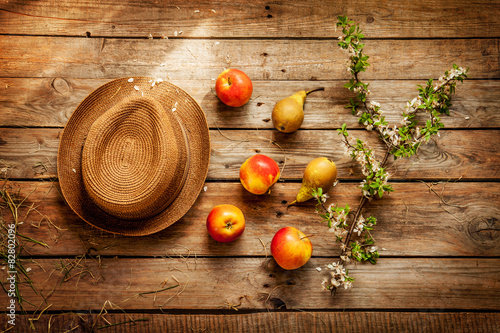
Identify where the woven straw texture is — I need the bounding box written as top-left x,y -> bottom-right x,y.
57,77 -> 210,236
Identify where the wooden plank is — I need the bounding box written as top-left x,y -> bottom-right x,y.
0,37 -> 496,80
1,128 -> 498,181
1,312 -> 499,333
0,257 -> 499,311
1,181 -> 498,257
1,78 -> 497,129
1,0 -> 499,38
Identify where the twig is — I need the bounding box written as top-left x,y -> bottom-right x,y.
215,123 -> 249,143
219,296 -> 246,311
260,284 -> 287,310
419,181 -> 463,208
339,147 -> 391,263
28,303 -> 53,329
258,238 -> 268,258
97,318 -> 149,330
137,284 -> 179,297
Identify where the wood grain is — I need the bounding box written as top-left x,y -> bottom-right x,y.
1,128 -> 498,180
1,78 -> 497,129
1,257 -> 499,311
1,0 -> 499,38
1,312 -> 499,333
0,37 -> 497,80
1,181 -> 498,257
0,0 -> 498,324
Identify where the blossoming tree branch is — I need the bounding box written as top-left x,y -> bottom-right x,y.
315,16 -> 469,293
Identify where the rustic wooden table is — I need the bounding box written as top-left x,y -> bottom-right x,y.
1,1 -> 499,332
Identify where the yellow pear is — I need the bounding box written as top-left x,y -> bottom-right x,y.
272,88 -> 324,133
293,157 -> 337,204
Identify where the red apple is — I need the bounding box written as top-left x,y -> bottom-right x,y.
206,204 -> 245,243
271,227 -> 313,270
215,68 -> 253,107
239,154 -> 280,195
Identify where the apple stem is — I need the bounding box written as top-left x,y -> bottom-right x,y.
306,87 -> 325,95
227,76 -> 232,86
300,234 -> 314,240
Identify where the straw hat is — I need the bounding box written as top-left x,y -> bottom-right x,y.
57,77 -> 210,236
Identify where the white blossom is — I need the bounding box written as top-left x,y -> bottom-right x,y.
353,215 -> 366,236
321,261 -> 352,290
340,255 -> 350,263
331,278 -> 341,288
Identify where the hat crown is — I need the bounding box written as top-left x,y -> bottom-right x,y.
58,77 -> 210,235
81,95 -> 189,220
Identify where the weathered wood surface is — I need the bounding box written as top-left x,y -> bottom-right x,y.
1,0 -> 499,39
1,0 -> 499,329
1,128 -> 499,180
1,257 -> 499,311
1,181 -> 498,257
1,78 -> 498,129
0,37 -> 497,80
1,312 -> 499,333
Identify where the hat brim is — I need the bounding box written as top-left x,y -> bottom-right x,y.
57,77 -> 210,236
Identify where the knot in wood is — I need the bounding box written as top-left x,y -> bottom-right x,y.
52,78 -> 70,95
467,216 -> 499,247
